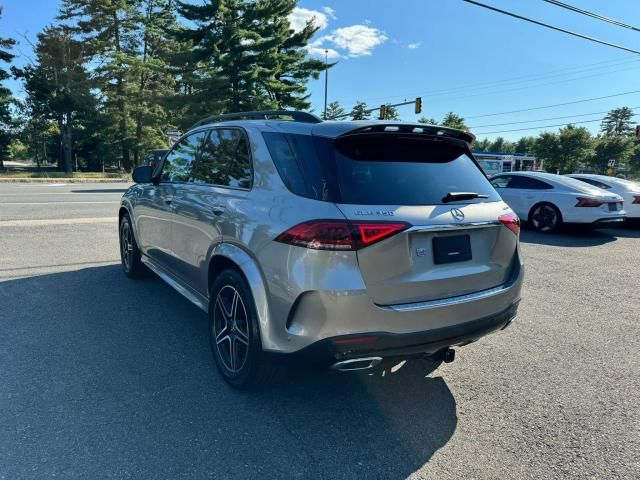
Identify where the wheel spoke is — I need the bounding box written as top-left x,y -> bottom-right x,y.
215,328 -> 229,345
229,335 -> 236,371
216,295 -> 232,319
235,327 -> 249,345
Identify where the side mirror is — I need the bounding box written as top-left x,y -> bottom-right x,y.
132,165 -> 155,184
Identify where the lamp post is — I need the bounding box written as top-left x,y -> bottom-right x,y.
323,49 -> 328,120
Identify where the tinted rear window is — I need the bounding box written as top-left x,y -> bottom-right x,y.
263,131 -> 499,205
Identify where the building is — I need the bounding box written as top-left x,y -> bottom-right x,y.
472,151 -> 543,176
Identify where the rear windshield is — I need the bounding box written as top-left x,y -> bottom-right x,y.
263,131 -> 500,205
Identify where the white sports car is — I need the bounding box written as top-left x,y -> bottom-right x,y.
490,171 -> 626,232
567,174 -> 640,221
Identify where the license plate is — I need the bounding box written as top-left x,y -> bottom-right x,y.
433,235 -> 472,264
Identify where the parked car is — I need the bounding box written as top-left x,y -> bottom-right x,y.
567,174 -> 640,223
119,110 -> 524,389
490,171 -> 626,232
142,148 -> 169,174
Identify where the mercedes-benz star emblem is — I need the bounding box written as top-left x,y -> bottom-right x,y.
450,208 -> 465,221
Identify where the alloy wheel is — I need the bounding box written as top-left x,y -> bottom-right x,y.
213,285 -> 250,373
120,221 -> 133,270
531,205 -> 558,232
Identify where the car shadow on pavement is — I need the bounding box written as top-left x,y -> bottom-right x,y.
519,226 -> 618,247
70,188 -> 129,194
0,265 -> 457,480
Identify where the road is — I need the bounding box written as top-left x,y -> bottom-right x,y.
1,182 -> 638,479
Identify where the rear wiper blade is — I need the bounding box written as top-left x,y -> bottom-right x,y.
442,192 -> 489,203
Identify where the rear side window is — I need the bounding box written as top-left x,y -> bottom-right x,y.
506,176 -> 553,190
193,128 -> 253,189
575,177 -> 611,189
332,134 -> 500,205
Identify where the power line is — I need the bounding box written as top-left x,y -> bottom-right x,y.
474,114 -> 638,135
470,107 -> 640,128
462,0 -> 640,55
542,0 -> 640,32
465,89 -> 640,119
335,55 -> 640,107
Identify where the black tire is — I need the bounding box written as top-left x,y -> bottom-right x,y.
119,213 -> 146,278
529,203 -> 562,233
209,268 -> 285,390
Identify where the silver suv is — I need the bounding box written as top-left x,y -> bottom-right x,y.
120,110 -> 524,389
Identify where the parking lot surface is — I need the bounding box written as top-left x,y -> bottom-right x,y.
1,182 -> 638,479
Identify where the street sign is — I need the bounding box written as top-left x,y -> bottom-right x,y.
166,130 -> 182,147
607,159 -> 616,168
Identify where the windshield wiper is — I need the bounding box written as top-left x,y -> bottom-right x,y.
442,192 -> 489,203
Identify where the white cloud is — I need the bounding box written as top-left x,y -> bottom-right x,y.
322,6 -> 337,20
408,41 -> 422,49
306,45 -> 341,59
325,25 -> 388,57
288,7 -> 329,33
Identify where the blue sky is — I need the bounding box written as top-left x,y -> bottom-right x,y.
2,0 -> 640,141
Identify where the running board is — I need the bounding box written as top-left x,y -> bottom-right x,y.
142,256 -> 209,313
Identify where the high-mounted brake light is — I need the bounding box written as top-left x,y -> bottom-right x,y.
275,220 -> 410,250
575,197 -> 603,207
498,212 -> 520,236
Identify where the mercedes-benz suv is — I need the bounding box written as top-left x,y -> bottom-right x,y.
119,110 -> 524,389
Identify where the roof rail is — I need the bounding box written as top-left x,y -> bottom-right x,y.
190,110 -> 322,129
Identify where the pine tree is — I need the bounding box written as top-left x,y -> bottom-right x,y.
15,27 -> 96,173
0,7 -> 15,170
600,107 -> 635,137
59,0 -> 140,170
441,112 -> 468,130
171,0 -> 325,125
417,117 -> 438,125
324,101 -> 345,120
350,101 -> 370,120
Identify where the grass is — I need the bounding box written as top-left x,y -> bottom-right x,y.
0,171 -> 129,179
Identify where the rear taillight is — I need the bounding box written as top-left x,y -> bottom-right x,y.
575,197 -> 603,207
498,212 -> 520,235
633,196 -> 640,205
275,220 -> 410,250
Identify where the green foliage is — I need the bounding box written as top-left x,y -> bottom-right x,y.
350,101 -> 370,120
534,125 -> 593,173
0,6 -> 15,168
324,101 -> 346,120
600,107 -> 635,137
440,112 -> 468,130
590,136 -> 636,173
382,104 -> 399,120
417,116 -> 438,125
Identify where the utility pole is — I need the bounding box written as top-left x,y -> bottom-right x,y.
323,50 -> 328,120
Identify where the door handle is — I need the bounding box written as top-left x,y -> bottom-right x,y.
212,205 -> 226,216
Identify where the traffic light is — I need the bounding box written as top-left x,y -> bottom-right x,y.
415,97 -> 422,114
636,125 -> 640,138
379,104 -> 387,120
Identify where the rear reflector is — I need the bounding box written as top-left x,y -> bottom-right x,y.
575,197 -> 603,207
275,220 -> 410,250
498,212 -> 520,235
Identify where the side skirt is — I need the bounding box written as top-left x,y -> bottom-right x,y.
142,255 -> 209,313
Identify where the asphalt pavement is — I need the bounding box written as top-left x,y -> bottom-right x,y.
0,182 -> 638,479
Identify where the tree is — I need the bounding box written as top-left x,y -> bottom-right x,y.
441,111 -> 468,130
0,7 -> 15,170
533,132 -> 560,172
15,27 -> 96,173
515,136 -> 535,154
557,125 -> 593,173
324,101 -> 345,120
59,0 -> 140,170
473,137 -> 491,151
350,101 -> 370,120
600,107 -> 635,137
382,104 -> 399,120
171,0 -> 325,126
590,136 -> 636,173
487,137 -> 515,153
417,116 -> 438,125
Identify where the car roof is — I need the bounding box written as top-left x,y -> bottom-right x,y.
494,170 -> 613,193
570,173 -> 640,190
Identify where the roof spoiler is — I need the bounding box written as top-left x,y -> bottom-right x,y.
190,110 -> 322,129
336,123 -> 475,145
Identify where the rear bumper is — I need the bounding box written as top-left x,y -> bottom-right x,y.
290,301 -> 519,366
591,216 -> 626,227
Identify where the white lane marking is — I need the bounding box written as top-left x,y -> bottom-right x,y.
0,201 -> 120,205
0,217 -> 116,227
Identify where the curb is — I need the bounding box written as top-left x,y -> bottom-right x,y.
0,178 -> 131,183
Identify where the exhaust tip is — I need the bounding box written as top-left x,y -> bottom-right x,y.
330,357 -> 383,372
